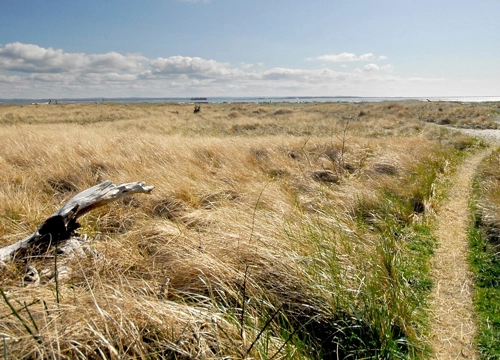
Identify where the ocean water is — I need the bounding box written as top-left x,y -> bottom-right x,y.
1,96 -> 500,105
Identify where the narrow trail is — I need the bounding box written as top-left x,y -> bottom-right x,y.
429,149 -> 488,359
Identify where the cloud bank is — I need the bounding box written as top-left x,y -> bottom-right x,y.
0,43 -> 145,74
0,42 -> 442,98
307,52 -> 388,62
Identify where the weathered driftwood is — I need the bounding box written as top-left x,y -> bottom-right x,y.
0,181 -> 154,262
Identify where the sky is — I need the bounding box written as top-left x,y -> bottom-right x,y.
0,0 -> 498,99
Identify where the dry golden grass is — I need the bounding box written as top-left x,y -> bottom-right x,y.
0,101 -> 488,358
2,100 -> 498,131
467,147 -> 500,358
471,148 -> 500,248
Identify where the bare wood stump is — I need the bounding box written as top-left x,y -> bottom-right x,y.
0,181 -> 154,263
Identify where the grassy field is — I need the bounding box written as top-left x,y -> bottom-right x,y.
0,101 -> 497,359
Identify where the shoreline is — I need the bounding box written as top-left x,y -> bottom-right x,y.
1,96 -> 500,106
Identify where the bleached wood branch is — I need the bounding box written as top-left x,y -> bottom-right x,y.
0,181 -> 154,262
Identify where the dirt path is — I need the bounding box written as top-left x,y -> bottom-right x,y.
429,149 -> 488,359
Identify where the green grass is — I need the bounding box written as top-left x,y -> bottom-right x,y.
468,148 -> 500,358
468,225 -> 500,358
284,206 -> 437,358
280,148 -> 467,358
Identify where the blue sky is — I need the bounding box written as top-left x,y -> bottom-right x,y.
0,0 -> 498,98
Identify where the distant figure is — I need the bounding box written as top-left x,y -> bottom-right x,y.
194,105 -> 201,113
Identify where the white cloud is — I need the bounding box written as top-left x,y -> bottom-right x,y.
0,74 -> 21,83
363,64 -> 380,72
0,42 -> 462,98
0,42 -> 84,73
381,64 -> 394,72
87,52 -> 145,73
150,56 -> 235,78
359,53 -> 374,61
262,67 -> 309,80
312,52 -> 383,62
261,68 -> 351,84
0,42 -> 146,73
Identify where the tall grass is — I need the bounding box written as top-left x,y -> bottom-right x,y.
1,100 -> 499,131
469,148 -> 500,358
0,102 -> 479,358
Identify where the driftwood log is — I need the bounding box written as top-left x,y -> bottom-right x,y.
0,181 -> 154,262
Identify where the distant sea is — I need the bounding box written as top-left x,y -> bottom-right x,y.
1,96 -> 500,105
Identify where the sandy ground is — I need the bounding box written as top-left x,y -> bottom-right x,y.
430,151 -> 484,359
430,128 -> 500,359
